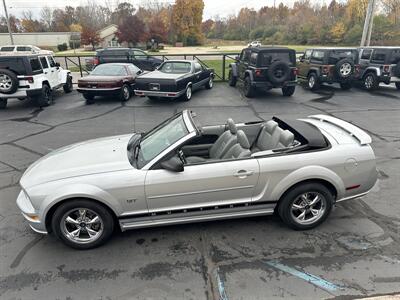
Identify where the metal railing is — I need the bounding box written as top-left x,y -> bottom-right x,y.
54,52 -> 304,82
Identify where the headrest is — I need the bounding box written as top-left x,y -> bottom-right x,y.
263,120 -> 278,133
227,118 -> 237,134
280,130 -> 295,146
237,130 -> 250,149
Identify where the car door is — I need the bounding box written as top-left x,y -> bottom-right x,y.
193,62 -> 205,90
297,49 -> 312,77
144,158 -> 260,213
359,49 -> 373,77
39,56 -> 51,81
46,56 -> 59,88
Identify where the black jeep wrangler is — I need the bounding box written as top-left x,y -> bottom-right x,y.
357,47 -> 400,90
228,47 -> 297,97
297,48 -> 359,91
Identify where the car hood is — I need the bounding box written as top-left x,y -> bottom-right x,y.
78,75 -> 127,82
138,70 -> 187,80
20,134 -> 135,188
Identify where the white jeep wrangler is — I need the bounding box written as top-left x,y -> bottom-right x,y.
0,52 -> 73,109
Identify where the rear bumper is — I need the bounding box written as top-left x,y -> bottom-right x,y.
252,80 -> 297,88
77,87 -> 121,95
134,89 -> 185,98
0,88 -> 42,99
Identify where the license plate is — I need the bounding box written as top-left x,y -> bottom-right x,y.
149,83 -> 160,91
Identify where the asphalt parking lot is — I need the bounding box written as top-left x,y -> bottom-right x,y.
0,82 -> 399,300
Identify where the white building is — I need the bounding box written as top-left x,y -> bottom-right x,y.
0,32 -> 80,48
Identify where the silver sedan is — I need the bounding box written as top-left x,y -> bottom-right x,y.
17,110 -> 377,249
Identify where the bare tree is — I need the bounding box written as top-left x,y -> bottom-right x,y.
40,7 -> 53,31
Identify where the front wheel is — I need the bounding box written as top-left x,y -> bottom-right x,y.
83,93 -> 95,104
182,85 -> 192,101
307,73 -> 320,91
63,75 -> 73,93
277,183 -> 333,230
51,199 -> 114,249
0,98 -> 7,109
243,76 -> 255,98
118,84 -> 131,102
395,82 -> 400,90
36,84 -> 52,107
205,76 -> 213,89
282,86 -> 296,96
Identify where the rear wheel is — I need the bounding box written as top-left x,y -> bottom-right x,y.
118,84 -> 131,102
363,72 -> 379,91
228,70 -> 237,87
282,86 -> 296,96
340,82 -> 352,90
395,82 -> 400,90
182,85 -> 192,101
51,199 -> 114,249
205,76 -> 213,89
83,93 -> 95,104
63,75 -> 73,93
278,182 -> 333,230
36,84 -> 52,107
307,73 -> 320,91
0,98 -> 7,109
243,76 -> 255,98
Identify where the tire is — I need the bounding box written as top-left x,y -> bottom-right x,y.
393,61 -> 400,77
205,76 -> 213,89
35,84 -> 52,107
307,73 -> 320,91
0,98 -> 7,109
340,82 -> 352,90
363,72 -> 379,91
83,93 -> 95,104
396,82 -> 400,90
267,61 -> 291,84
118,84 -> 131,102
228,70 -> 237,87
0,69 -> 18,94
277,182 -> 334,230
63,75 -> 73,93
243,76 -> 255,98
51,199 -> 114,250
335,58 -> 354,79
182,85 -> 192,101
282,86 -> 296,96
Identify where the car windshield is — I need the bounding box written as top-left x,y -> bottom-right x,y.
159,62 -> 191,74
91,64 -> 127,76
135,114 -> 188,168
259,52 -> 292,66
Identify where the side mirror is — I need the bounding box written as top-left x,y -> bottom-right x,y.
160,156 -> 184,172
136,70 -> 143,75
55,62 -> 60,67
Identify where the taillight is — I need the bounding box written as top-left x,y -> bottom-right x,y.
322,65 -> 330,75
355,64 -> 361,74
383,65 -> 390,73
93,57 -> 99,65
255,69 -> 262,77
21,76 -> 34,83
292,67 -> 299,76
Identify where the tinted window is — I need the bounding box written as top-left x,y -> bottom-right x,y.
371,50 -> 386,63
260,52 -> 292,66
0,57 -> 26,74
101,50 -> 128,56
250,52 -> 258,65
47,56 -> 56,67
194,62 -> 202,72
330,50 -> 357,60
16,46 -> 31,51
311,50 -> 325,62
0,46 -> 15,51
39,57 -> 49,68
361,49 -> 372,60
91,64 -> 128,76
133,50 -> 146,57
390,49 -> 400,64
30,58 -> 42,73
243,50 -> 251,62
159,62 -> 191,74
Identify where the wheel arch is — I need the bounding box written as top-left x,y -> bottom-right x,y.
244,70 -> 254,81
229,63 -> 238,77
363,67 -> 380,78
307,68 -> 320,77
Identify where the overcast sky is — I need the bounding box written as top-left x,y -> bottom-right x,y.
4,0 -> 339,20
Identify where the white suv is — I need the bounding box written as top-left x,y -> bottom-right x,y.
0,52 -> 73,109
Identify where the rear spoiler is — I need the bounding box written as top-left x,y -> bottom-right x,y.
308,115 -> 372,145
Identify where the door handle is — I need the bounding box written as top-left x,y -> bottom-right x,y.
234,170 -> 254,177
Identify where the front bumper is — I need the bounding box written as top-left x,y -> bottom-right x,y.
134,89 -> 186,98
16,190 -> 47,234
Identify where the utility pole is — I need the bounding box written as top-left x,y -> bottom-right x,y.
361,0 -> 376,46
2,0 -> 14,45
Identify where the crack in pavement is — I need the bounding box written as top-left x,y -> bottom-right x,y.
10,235 -> 44,269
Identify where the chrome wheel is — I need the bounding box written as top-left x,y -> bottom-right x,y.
208,77 -> 213,88
308,75 -> 315,89
186,86 -> 192,99
0,74 -> 12,91
290,192 -> 326,225
61,208 -> 104,244
339,62 -> 352,77
123,86 -> 130,100
365,75 -> 374,89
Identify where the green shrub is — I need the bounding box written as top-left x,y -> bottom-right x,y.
57,43 -> 68,51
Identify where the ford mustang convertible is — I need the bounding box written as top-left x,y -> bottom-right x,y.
17,110 -> 377,249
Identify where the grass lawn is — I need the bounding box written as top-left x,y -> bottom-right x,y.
200,59 -> 235,81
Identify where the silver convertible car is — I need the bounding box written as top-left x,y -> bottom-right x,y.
17,110 -> 377,249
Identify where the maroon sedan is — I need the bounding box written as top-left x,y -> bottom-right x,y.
77,63 -> 142,104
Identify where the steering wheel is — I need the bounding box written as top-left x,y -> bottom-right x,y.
178,150 -> 187,164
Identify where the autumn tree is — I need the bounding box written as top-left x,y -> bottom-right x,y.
81,26 -> 102,50
171,0 -> 204,45
116,15 -> 146,46
148,18 -> 168,43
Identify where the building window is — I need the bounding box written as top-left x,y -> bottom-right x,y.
108,38 -> 120,47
